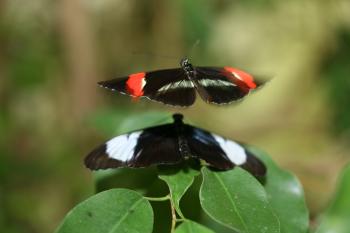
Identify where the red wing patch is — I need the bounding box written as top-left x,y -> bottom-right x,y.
126,72 -> 146,97
224,67 -> 257,89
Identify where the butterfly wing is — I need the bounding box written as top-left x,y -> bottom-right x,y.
98,68 -> 196,106
193,66 -> 263,104
184,125 -> 266,177
85,124 -> 183,170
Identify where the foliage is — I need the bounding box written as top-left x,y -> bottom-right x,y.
1,1 -> 350,233
200,167 -> 280,233
321,30 -> 350,137
175,220 -> 214,233
249,147 -> 309,233
315,164 -> 350,233
54,147 -> 314,233
55,189 -> 153,233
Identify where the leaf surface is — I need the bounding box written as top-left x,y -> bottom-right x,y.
248,146 -> 309,233
175,220 -> 215,233
316,164 -> 350,233
55,189 -> 153,233
200,167 -> 280,233
159,166 -> 200,217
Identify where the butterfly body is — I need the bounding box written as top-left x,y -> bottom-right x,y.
85,114 -> 266,177
99,58 -> 263,106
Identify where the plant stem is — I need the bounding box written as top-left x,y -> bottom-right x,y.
144,194 -> 185,232
170,196 -> 177,233
144,195 -> 170,202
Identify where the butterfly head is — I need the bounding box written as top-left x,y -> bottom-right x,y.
172,113 -> 184,124
180,58 -> 193,73
180,58 -> 189,67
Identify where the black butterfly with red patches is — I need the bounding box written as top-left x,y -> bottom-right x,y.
98,58 -> 264,107
85,114 -> 266,177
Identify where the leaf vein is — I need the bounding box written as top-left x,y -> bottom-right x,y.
108,198 -> 144,233
214,172 -> 250,233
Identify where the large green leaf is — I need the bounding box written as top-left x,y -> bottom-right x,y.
315,164 -> 350,233
158,165 -> 200,217
55,189 -> 153,233
247,146 -> 309,233
200,167 -> 280,233
175,220 -> 215,233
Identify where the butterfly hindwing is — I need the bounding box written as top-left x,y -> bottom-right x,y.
99,68 -> 196,106
184,125 -> 266,176
84,124 -> 183,170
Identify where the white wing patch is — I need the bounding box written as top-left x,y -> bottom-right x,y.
106,131 -> 142,162
212,134 -> 247,165
229,71 -> 243,81
199,79 -> 236,87
157,80 -> 194,92
141,78 -> 147,89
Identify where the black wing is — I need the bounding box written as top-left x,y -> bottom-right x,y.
193,66 -> 263,104
85,124 -> 183,170
184,125 -> 266,177
98,68 -> 196,107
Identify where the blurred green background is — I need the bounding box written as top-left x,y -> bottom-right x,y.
1,0 -> 350,232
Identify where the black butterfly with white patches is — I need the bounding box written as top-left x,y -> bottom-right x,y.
98,58 -> 264,107
85,114 -> 266,177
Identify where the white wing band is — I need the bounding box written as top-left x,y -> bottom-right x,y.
213,134 -> 247,165
106,131 -> 142,162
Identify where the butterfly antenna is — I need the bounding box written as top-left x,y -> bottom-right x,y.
187,39 -> 201,59
131,51 -> 178,61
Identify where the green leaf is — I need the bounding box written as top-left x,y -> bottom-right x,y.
200,167 -> 280,233
175,220 -> 215,233
55,189 -> 153,233
247,146 -> 309,233
315,164 -> 350,233
92,167 -> 159,194
158,165 -> 200,217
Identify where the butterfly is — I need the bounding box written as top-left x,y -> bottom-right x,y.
98,58 -> 264,107
84,113 -> 266,177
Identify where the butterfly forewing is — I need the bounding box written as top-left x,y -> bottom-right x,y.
184,125 -> 266,176
143,69 -> 196,106
184,126 -> 233,170
98,77 -> 129,94
84,124 -> 183,170
130,124 -> 183,166
99,68 -> 196,106
145,79 -> 196,107
193,67 -> 261,104
239,149 -> 267,177
84,144 -> 124,170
